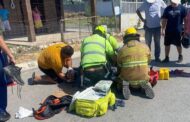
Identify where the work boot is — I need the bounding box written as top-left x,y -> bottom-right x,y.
122,81 -> 131,100
0,110 -> 11,121
3,64 -> 24,85
162,56 -> 169,63
141,82 -> 155,99
177,55 -> 183,63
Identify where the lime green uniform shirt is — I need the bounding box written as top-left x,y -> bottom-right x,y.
80,34 -> 115,69
106,34 -> 119,51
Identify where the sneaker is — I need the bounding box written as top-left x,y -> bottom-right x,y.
155,58 -> 161,62
177,55 -> 183,63
0,110 -> 11,121
141,82 -> 155,99
162,57 -> 169,63
28,72 -> 36,85
122,81 -> 131,100
3,64 -> 24,86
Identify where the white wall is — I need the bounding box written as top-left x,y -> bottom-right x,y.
120,13 -> 144,31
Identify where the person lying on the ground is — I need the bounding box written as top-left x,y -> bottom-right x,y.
31,43 -> 75,85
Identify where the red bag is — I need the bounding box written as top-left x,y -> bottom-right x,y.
149,67 -> 159,87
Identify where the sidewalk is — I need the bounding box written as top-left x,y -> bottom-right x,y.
13,29 -> 145,71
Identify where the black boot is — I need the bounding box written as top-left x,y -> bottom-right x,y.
162,56 -> 169,63
0,110 -> 11,122
177,55 -> 183,63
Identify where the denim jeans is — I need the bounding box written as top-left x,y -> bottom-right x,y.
0,52 -> 8,111
0,86 -> 7,111
145,27 -> 161,59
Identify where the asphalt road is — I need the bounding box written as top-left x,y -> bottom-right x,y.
7,40 -> 190,122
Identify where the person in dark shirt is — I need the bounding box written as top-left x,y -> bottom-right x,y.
161,0 -> 187,63
0,5 -> 11,31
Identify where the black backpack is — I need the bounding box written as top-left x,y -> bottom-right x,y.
33,95 -> 72,120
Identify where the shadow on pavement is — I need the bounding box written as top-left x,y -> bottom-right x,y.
57,82 -> 81,95
112,86 -> 149,99
130,88 -> 148,99
27,77 -> 81,95
150,60 -> 190,67
27,77 -> 56,85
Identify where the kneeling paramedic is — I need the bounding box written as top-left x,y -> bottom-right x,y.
117,27 -> 154,99
106,30 -> 120,53
105,28 -> 120,69
80,25 -> 116,87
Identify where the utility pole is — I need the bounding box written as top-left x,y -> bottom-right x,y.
24,0 -> 36,42
60,0 -> 65,42
91,0 -> 97,31
119,0 -> 121,32
112,0 -> 118,32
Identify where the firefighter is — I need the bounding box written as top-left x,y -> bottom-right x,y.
117,27 -> 154,100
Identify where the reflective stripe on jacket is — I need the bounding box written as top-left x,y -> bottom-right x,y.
117,40 -> 151,86
118,60 -> 148,68
80,34 -> 114,69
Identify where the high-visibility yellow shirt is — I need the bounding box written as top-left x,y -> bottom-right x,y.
38,43 -> 70,73
106,34 -> 119,51
80,34 -> 115,69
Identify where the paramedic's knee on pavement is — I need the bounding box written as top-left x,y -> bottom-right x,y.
31,43 -> 75,84
117,27 -> 154,100
80,25 -> 116,87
